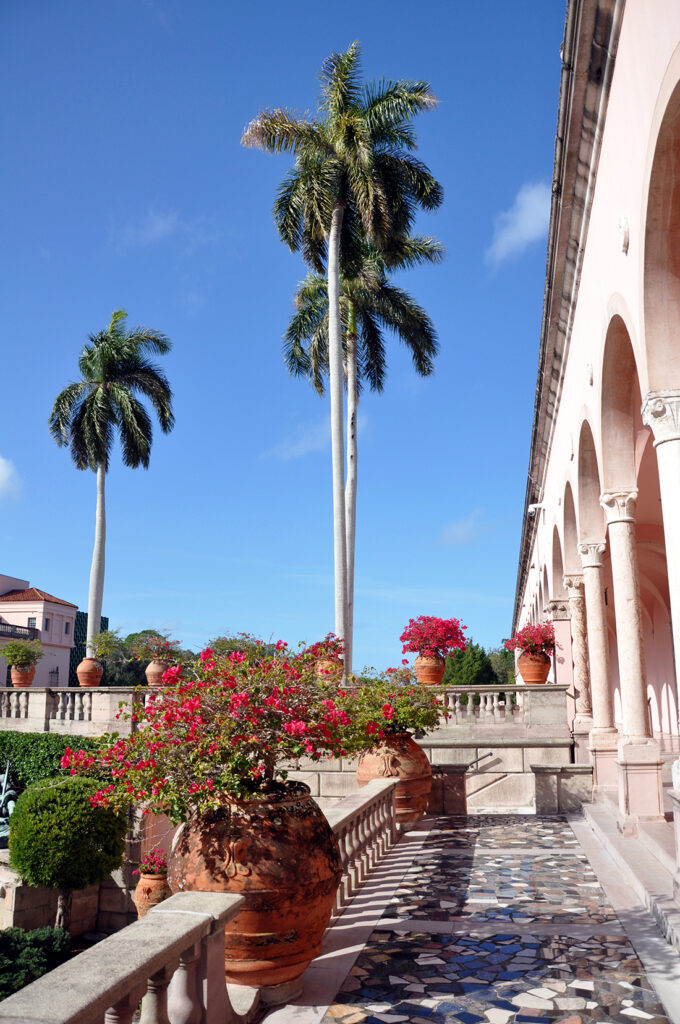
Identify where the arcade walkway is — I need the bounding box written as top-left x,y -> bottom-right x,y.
266,815 -> 680,1024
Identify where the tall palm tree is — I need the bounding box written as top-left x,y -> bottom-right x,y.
284,238 -> 443,673
49,310 -> 174,656
242,42 -> 442,666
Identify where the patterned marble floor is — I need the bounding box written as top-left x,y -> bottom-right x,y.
320,815 -> 671,1024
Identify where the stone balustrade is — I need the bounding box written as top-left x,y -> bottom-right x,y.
0,891 -> 245,1024
0,686 -> 140,736
435,684 -> 570,735
325,777 -> 397,916
0,781 -> 398,1020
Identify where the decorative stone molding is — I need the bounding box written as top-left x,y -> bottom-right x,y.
546,600 -> 570,621
642,390 -> 680,447
578,541 -> 606,569
600,491 -> 637,525
563,574 -> 585,597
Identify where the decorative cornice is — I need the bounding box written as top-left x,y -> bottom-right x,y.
642,390 -> 680,447
563,575 -> 585,599
578,541 -> 606,569
512,0 -> 625,634
600,490 -> 637,525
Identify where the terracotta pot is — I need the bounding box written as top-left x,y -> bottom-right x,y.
315,656 -> 343,681
76,657 -> 103,688
356,732 -> 432,824
414,653 -> 445,686
133,872 -> 172,919
10,665 -> 35,688
517,651 -> 551,685
168,783 -> 342,991
145,659 -> 172,688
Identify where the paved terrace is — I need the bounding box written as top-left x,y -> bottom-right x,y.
267,814 -> 680,1024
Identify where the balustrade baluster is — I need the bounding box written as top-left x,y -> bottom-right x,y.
336,826 -> 351,911
466,691 -> 475,719
454,693 -> 462,721
139,962 -> 176,1024
57,691 -> 68,721
75,691 -> 84,721
167,942 -> 201,1024
0,691 -> 8,717
492,692 -> 500,720
105,985 -> 146,1024
484,693 -> 493,718
369,801 -> 380,868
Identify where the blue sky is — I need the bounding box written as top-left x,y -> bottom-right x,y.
0,1 -> 564,669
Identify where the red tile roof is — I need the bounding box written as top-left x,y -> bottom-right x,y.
0,588 -> 77,608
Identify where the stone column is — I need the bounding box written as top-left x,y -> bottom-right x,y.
578,541 -> 618,791
562,577 -> 593,763
546,599 -> 571,690
642,391 -> 680,736
601,490 -> 664,832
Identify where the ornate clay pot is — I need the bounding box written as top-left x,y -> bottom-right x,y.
517,651 -> 551,685
10,665 -> 35,688
145,659 -> 172,688
133,872 -> 172,919
414,653 -> 445,686
356,732 -> 432,824
76,657 -> 103,688
168,783 -> 342,993
315,656 -> 343,681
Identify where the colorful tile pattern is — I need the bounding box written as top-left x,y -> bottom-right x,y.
320,815 -> 670,1024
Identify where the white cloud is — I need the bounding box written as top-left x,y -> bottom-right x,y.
0,455 -> 20,500
485,182 -> 551,266
439,509 -> 486,547
111,208 -> 220,252
263,415 -> 366,461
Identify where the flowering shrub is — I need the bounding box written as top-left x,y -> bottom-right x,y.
335,667 -> 445,749
400,616 -> 467,659
132,631 -> 181,663
304,633 -> 345,662
136,845 -> 167,876
504,622 -> 556,656
60,641 -> 353,823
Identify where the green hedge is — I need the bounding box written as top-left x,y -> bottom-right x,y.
0,927 -> 70,997
0,732 -> 100,789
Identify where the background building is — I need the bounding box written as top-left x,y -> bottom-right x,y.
0,574 -> 76,687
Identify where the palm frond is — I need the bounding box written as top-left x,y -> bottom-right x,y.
319,42 -> 362,119
241,110 -> 326,156
110,386 -> 153,469
361,80 -> 438,126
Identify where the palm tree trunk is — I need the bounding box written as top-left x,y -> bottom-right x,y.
344,321 -> 358,679
86,464 -> 106,657
328,203 -> 348,661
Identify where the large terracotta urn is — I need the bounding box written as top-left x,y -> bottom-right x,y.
10,665 -> 35,689
517,652 -> 551,685
133,873 -> 172,919
414,653 -> 445,686
76,657 -> 103,688
168,783 -> 342,995
356,732 -> 432,824
145,659 -> 171,688
315,656 -> 343,681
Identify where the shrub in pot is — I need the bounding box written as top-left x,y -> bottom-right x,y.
2,639 -> 43,688
131,630 -> 182,687
504,622 -> 556,685
8,776 -> 126,931
60,640 -> 354,994
400,615 -> 467,685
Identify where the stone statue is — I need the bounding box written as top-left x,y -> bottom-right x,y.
0,761 -> 18,849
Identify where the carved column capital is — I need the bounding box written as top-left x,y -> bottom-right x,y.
578,540 -> 606,569
642,390 -> 680,447
546,599 -> 570,621
600,490 -> 637,525
563,574 -> 584,598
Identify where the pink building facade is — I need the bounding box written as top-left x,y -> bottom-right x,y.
0,574 -> 76,687
514,0 -> 680,834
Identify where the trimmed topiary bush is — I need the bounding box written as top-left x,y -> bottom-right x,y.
9,776 -> 126,930
0,927 -> 70,997
0,732 -> 100,789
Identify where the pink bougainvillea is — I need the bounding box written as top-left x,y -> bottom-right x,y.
504,622 -> 556,656
400,616 -> 468,659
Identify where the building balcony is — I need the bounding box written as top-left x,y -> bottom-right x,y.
0,622 -> 41,641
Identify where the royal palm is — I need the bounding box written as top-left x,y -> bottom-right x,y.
49,310 -> 174,656
285,238 -> 442,670
242,42 -> 442,670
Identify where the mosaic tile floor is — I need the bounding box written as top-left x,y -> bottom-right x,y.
320,815 -> 671,1024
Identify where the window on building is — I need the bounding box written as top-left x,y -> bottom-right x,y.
44,618 -> 50,631
27,617 -> 36,629
64,621 -> 70,635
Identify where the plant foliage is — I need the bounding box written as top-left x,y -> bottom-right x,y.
0,732 -> 99,789
0,927 -> 70,998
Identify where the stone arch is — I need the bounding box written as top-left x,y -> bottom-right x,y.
577,419 -> 605,541
551,527 -> 567,600
562,484 -> 580,575
600,315 -> 643,492
643,60 -> 680,390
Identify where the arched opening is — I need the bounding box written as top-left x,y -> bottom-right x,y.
563,484 -> 580,575
577,421 -> 605,542
552,528 -> 567,600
